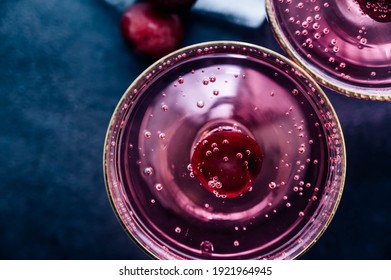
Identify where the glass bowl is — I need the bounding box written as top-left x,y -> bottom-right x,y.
103,41 -> 346,259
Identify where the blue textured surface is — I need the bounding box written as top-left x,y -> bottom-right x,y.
0,0 -> 390,259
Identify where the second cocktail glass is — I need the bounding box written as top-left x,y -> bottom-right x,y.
266,0 -> 391,100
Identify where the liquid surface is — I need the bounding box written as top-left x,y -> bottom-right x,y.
267,0 -> 391,99
105,43 -> 345,259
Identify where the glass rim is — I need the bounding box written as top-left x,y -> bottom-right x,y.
103,40 -> 347,259
265,0 -> 391,101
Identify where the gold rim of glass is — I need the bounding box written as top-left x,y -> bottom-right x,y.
265,0 -> 391,101
103,40 -> 346,259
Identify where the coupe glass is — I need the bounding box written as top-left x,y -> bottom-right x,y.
266,0 -> 391,100
103,41 -> 346,259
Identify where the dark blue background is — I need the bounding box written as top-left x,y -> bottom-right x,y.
1,0 -> 390,259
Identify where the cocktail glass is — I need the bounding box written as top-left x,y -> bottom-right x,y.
103,41 -> 346,259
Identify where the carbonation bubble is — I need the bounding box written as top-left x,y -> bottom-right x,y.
144,167 -> 154,176
155,183 -> 163,191
144,131 -> 152,138
175,227 -> 181,233
200,241 -> 214,254
197,100 -> 205,108
158,133 -> 166,140
269,182 -> 277,189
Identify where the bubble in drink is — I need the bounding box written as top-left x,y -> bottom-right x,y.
144,167 -> 153,176
200,240 -> 214,254
197,100 -> 205,108
144,131 -> 152,138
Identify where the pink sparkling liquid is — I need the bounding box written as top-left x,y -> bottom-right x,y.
267,0 -> 391,98
105,42 -> 345,259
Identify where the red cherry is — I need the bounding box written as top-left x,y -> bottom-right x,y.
191,131 -> 263,198
120,2 -> 184,58
357,0 -> 391,22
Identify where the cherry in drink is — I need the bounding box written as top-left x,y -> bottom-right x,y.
104,41 -> 345,259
